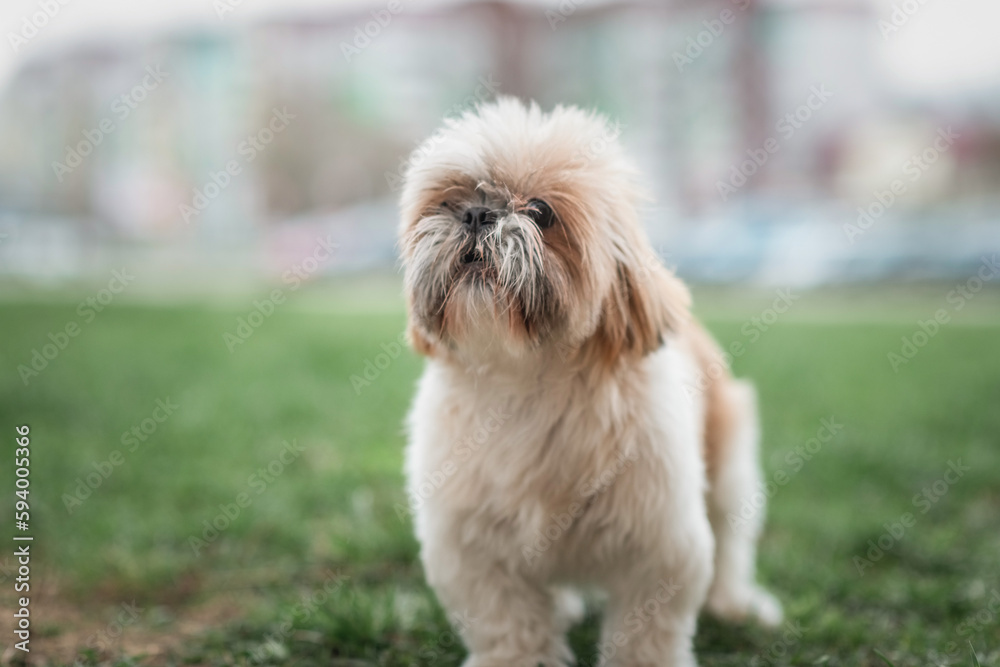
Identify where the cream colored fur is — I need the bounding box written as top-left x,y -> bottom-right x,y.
398,98 -> 781,667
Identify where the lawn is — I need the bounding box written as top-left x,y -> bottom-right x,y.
0,280 -> 998,666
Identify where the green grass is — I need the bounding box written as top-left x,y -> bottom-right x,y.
1,284 -> 999,666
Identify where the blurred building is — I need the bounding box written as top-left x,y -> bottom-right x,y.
0,0 -> 998,288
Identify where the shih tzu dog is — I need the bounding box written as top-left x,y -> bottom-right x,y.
398,97 -> 782,667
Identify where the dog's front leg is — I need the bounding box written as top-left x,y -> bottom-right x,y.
598,576 -> 704,667
421,537 -> 573,667
597,523 -> 713,667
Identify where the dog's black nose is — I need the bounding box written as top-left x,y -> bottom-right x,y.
462,206 -> 495,233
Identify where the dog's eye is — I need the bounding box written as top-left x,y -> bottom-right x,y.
526,199 -> 555,229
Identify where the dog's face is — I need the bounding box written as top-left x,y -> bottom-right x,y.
399,98 -> 688,365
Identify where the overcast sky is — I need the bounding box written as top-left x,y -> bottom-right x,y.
2,0 -> 999,97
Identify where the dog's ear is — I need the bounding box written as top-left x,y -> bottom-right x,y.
594,251 -> 690,362
407,322 -> 436,357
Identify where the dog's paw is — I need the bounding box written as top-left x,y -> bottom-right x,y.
462,639 -> 575,667
706,585 -> 783,628
553,587 -> 586,628
462,655 -> 572,667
